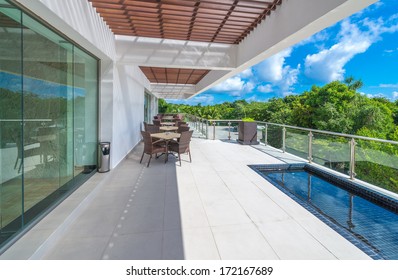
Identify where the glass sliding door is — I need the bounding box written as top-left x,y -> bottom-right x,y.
0,0 -> 23,245
21,13 -> 75,223
73,48 -> 98,177
0,0 -> 98,249
144,91 -> 151,123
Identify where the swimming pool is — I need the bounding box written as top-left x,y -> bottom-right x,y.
250,163 -> 398,260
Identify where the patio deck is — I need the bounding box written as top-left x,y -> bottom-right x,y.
0,134 -> 370,260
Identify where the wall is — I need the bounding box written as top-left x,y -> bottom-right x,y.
111,65 -> 146,168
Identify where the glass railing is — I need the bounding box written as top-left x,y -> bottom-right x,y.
183,114 -> 398,195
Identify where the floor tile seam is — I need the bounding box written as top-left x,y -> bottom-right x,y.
250,180 -> 301,219
45,164 -> 146,260
29,167 -> 129,260
202,162 -> 280,259
190,174 -> 222,260
115,229 -> 165,236
214,179 -> 282,259
277,217 -> 340,260
217,151 -> 294,259
249,222 -> 281,260
196,155 -> 247,203
249,178 -> 343,259
101,164 -> 148,260
161,169 -> 172,261
209,221 -> 259,229
251,146 -> 307,165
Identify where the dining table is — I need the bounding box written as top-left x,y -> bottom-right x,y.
160,122 -> 176,126
151,132 -> 180,162
161,116 -> 174,121
159,126 -> 179,132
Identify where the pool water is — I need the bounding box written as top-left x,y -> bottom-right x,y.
252,164 -> 398,260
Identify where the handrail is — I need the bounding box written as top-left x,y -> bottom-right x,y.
183,114 -> 398,145
257,121 -> 398,145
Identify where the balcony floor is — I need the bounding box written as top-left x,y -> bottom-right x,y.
1,134 -> 370,260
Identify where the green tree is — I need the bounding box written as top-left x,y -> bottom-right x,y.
158,98 -> 168,113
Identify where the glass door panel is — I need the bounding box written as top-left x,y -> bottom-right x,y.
21,13 -> 74,223
73,48 -> 98,177
0,2 -> 23,243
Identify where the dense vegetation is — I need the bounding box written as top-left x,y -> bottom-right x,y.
159,78 -> 398,193
160,78 -> 398,141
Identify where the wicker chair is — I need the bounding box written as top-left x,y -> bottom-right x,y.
140,131 -> 167,167
145,123 -> 160,133
169,130 -> 193,166
177,125 -> 190,133
153,119 -> 161,126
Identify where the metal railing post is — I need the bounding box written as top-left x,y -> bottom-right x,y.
264,124 -> 268,145
206,120 -> 209,139
282,126 -> 286,153
308,131 -> 313,163
212,121 -> 216,140
228,121 -> 231,141
349,138 -> 356,180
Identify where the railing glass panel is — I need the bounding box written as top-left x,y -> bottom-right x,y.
355,139 -> 398,194
267,124 -> 283,150
285,128 -> 309,160
311,133 -> 350,175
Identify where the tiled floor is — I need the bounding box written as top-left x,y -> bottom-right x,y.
0,135 -> 371,260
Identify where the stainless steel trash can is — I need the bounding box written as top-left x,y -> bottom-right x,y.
98,142 -> 110,172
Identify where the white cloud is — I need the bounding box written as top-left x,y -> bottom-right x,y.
379,83 -> 398,88
187,94 -> 214,105
296,29 -> 330,48
239,68 -> 253,78
212,76 -> 244,92
366,92 -> 387,99
304,20 -> 373,82
393,91 -> 398,100
243,81 -> 255,93
257,84 -> 273,93
278,65 -> 300,96
253,48 -> 300,96
255,48 -> 293,83
304,15 -> 398,83
211,76 -> 254,97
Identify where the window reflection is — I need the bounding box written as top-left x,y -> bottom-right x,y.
0,0 -> 98,248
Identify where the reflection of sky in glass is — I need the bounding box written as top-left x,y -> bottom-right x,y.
0,71 -> 85,98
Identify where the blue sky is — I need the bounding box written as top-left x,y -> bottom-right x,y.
169,0 -> 398,105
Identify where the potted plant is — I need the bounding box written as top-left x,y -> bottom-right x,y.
237,118 -> 259,145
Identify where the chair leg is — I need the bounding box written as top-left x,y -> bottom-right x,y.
189,150 -> 192,162
178,152 -> 181,166
147,155 -> 152,167
140,151 -> 145,163
18,160 -> 23,173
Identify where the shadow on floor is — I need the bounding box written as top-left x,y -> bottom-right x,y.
41,142 -> 186,260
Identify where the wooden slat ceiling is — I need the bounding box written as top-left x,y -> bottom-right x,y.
140,67 -> 209,84
89,0 -> 283,44
89,0 -> 282,94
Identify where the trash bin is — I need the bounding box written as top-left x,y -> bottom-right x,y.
98,142 -> 110,172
